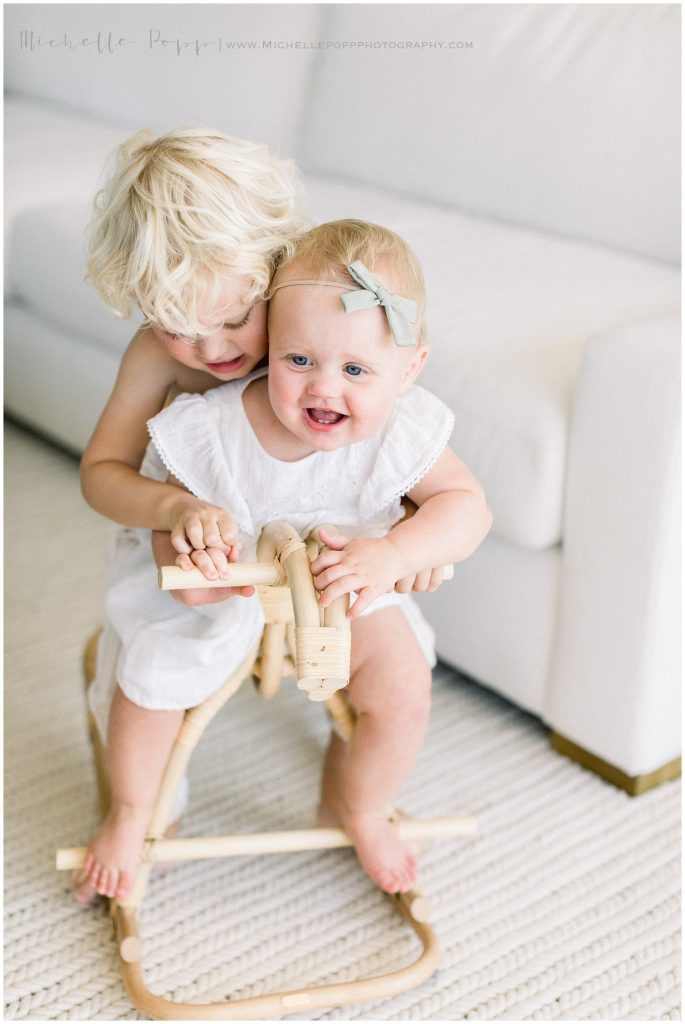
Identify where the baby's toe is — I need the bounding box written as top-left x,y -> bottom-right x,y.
104,870 -> 119,898
95,866 -> 111,896
115,870 -> 132,899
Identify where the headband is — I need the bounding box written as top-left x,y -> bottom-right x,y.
270,260 -> 418,347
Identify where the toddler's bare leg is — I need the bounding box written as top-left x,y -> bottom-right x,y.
73,686 -> 183,903
318,608 -> 431,893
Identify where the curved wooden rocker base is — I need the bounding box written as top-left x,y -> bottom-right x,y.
113,895 -> 440,1020
59,523 -> 474,1020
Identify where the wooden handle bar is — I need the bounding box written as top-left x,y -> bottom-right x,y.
56,816 -> 476,870
159,563 -> 280,590
159,563 -> 453,591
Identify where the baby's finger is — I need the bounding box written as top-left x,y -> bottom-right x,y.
347,586 -> 378,619
318,574 -> 359,608
312,562 -> 354,592
189,548 -> 221,580
317,527 -> 350,551
205,547 -> 232,578
174,552 -> 195,572
310,548 -> 344,575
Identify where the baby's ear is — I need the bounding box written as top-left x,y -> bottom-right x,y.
400,344 -> 429,393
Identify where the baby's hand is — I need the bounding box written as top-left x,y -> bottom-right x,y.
310,528 -> 408,618
174,545 -> 255,600
170,502 -> 240,561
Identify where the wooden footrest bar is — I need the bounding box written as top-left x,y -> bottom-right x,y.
57,816 -> 477,870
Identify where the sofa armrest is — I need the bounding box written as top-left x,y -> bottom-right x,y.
545,317 -> 680,776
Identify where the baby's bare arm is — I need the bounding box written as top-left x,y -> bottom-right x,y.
80,327 -> 215,531
311,448 -> 492,616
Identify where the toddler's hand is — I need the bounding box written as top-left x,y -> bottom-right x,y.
170,502 -> 240,561
310,528 -> 409,618
394,565 -> 447,594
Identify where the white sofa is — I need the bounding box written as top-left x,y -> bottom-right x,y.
4,4 -> 680,790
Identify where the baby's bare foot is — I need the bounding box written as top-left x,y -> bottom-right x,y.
318,801 -> 417,893
72,803 -> 150,904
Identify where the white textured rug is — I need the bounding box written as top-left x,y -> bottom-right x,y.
4,422 -> 681,1021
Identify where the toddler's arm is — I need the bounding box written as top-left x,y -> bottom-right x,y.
394,497 -> 451,595
311,447 -> 492,617
80,326 -> 219,540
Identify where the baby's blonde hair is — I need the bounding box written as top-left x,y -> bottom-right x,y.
86,128 -> 308,337
270,219 -> 427,345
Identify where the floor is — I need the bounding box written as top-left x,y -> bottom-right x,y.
3,421 -> 681,1021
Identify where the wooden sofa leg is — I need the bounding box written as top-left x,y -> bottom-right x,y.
550,732 -> 681,796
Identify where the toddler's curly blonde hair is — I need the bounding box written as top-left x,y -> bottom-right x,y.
86,128 -> 308,337
270,219 -> 428,346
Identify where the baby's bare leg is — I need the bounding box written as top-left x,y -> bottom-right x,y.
73,686 -> 183,903
318,608 -> 431,893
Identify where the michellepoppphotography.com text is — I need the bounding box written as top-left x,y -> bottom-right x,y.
18,29 -> 474,57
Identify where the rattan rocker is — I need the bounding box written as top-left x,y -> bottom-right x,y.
57,521 -> 477,1020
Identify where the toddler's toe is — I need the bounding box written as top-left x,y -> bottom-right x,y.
71,870 -> 99,905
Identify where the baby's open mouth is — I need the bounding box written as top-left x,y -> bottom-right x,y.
306,408 -> 346,426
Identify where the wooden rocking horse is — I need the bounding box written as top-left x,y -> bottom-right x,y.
57,521 -> 476,1019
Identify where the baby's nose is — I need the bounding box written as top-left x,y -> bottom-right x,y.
307,368 -> 341,399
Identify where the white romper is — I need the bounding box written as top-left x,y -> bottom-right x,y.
89,368 -> 454,739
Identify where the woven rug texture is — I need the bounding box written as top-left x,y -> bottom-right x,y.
3,422 -> 681,1021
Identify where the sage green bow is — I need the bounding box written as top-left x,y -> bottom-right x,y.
340,261 -> 418,347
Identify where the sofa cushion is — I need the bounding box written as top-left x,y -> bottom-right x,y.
8,171 -> 679,551
4,97 -> 134,297
9,201 -> 142,356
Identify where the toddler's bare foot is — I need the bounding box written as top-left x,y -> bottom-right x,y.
72,815 -> 182,904
317,801 -> 417,893
72,803 -> 150,904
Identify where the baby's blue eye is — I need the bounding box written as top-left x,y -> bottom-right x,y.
344,364 -> 365,377
290,354 -> 312,367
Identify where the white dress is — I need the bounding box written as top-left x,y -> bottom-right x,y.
89,368 -> 454,736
